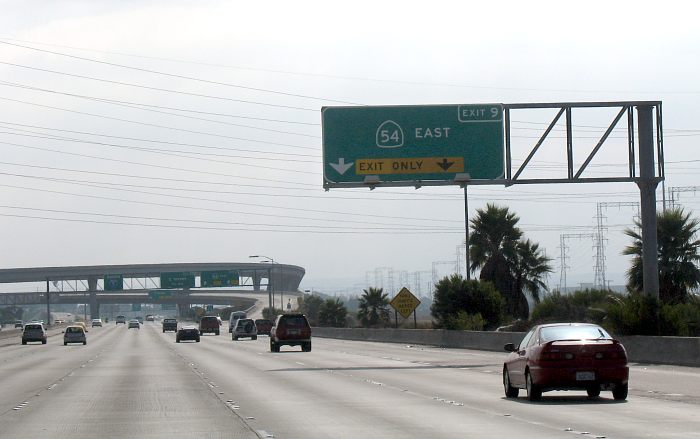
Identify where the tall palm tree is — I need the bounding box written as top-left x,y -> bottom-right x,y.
357,287 -> 391,327
469,204 -> 522,316
623,208 -> 700,303
470,204 -> 552,318
512,239 -> 553,314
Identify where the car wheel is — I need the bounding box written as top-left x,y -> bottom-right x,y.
252,335 -> 257,340
176,338 -> 180,343
587,387 -> 601,398
270,341 -> 279,352
42,340 -> 47,345
64,342 -> 67,346
526,370 -> 541,401
302,342 -> 312,352
22,340 -> 27,345
83,341 -> 87,345
613,383 -> 628,401
215,330 -> 220,336
233,335 -> 238,341
503,367 -> 519,398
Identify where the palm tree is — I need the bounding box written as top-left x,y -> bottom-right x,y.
469,204 -> 522,317
623,208 -> 700,304
319,298 -> 348,327
357,287 -> 391,327
469,204 -> 552,318
512,239 -> 553,314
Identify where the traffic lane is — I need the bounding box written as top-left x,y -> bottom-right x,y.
160,330 -> 600,438
0,323 -> 124,415
0,321 -> 258,439
316,337 -> 700,404
173,332 -> 700,439
305,339 -> 700,438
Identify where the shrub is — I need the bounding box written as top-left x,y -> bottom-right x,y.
431,275 -> 504,330
445,311 -> 485,331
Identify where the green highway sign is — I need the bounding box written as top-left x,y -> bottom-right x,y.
104,274 -> 123,291
148,290 -> 174,300
201,270 -> 240,288
322,104 -> 504,188
160,272 -> 195,289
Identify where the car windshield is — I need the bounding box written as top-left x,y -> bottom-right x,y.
25,324 -> 41,330
540,325 -> 611,342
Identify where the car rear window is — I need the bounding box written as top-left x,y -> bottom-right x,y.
281,316 -> 309,327
66,327 -> 83,333
25,324 -> 42,330
540,325 -> 610,342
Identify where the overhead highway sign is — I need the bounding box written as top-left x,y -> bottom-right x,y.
322,104 -> 504,188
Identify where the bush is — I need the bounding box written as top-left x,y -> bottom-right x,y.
445,311 -> 485,331
531,289 -> 619,325
431,275 -> 504,330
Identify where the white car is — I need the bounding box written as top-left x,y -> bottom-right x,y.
91,318 -> 103,327
63,326 -> 87,345
128,319 -> 140,329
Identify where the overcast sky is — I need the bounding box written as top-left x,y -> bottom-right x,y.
1,1 -> 698,296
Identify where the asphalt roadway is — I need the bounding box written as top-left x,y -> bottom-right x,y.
1,322 -> 699,438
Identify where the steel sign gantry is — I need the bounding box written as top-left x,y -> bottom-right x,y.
322,101 -> 664,299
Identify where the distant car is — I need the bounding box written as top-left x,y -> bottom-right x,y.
72,321 -> 89,333
22,323 -> 47,345
162,318 -> 178,333
63,325 -> 87,345
254,319 -> 273,336
146,314 -> 155,322
115,315 -> 127,324
270,313 -> 312,352
199,316 -> 220,336
228,311 -> 247,333
14,320 -> 23,328
232,318 -> 257,341
176,325 -> 200,343
128,319 -> 140,329
91,318 -> 103,327
54,319 -> 64,324
503,322 -> 629,401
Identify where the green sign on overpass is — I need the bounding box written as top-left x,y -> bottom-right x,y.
322,104 -> 504,188
160,272 -> 195,289
104,274 -> 123,291
201,270 -> 239,287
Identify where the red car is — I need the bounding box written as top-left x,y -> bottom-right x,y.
503,323 -> 629,401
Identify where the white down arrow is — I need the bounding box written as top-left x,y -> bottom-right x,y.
330,158 -> 354,175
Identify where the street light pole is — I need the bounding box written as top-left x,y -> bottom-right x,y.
249,255 -> 276,317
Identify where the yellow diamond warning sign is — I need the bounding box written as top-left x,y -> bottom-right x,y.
390,287 -> 421,319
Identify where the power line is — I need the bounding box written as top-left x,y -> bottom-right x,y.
0,40 -> 363,106
0,61 -> 318,112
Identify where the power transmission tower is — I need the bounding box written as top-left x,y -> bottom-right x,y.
594,202 -> 640,289
455,244 -> 467,278
432,261 -> 457,286
668,186 -> 700,210
558,233 -> 596,292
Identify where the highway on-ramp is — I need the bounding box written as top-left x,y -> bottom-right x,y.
1,322 -> 699,438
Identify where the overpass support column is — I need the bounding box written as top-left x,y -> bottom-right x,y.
88,276 -> 100,319
177,303 -> 190,318
253,272 -> 262,292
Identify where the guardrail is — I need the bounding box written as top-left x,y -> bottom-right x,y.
312,328 -> 700,367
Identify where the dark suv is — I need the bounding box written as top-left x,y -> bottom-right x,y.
162,318 -> 178,333
199,316 -> 220,335
22,323 -> 47,345
270,313 -> 312,352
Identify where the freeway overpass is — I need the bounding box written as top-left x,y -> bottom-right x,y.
0,262 -> 305,320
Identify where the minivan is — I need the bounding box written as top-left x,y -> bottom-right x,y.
228,311 -> 247,333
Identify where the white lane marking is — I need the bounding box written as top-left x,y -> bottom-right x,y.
295,362 -> 305,366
